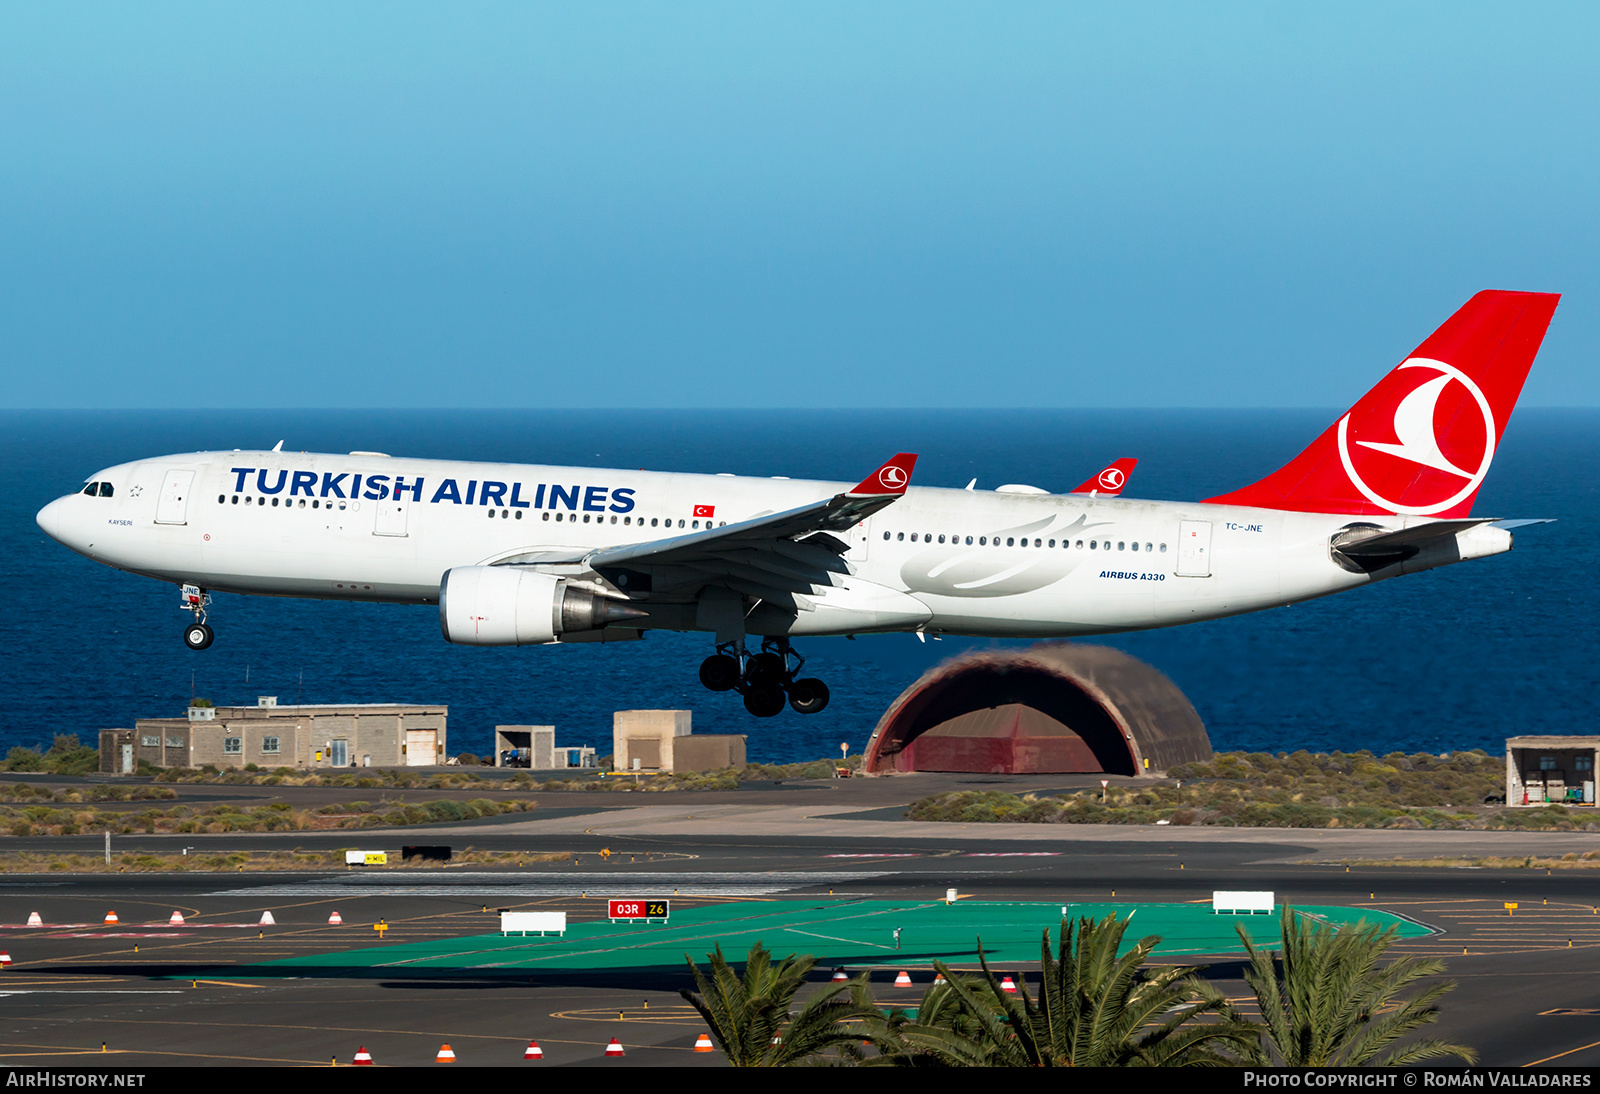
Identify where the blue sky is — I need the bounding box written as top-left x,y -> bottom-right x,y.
3,2 -> 1597,408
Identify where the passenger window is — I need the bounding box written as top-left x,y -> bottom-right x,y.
937,535 -> 945,544
218,494 -> 225,504
1048,539 -> 1055,548
692,520 -> 699,529
1006,537 -> 1014,547
231,496 -> 239,505
515,511 -> 523,520
965,536 -> 973,545
556,512 -> 563,522
679,519 -> 686,528
1160,543 -> 1167,552
1075,539 -> 1083,549
1131,542 -> 1139,551
542,512 -> 550,521
1118,541 -> 1125,550
883,531 -> 890,540
1145,542 -> 1152,552
897,532 -> 904,541
651,518 -> 658,527
979,537 -> 986,545
1034,538 -> 1041,548
910,533 -> 918,542
1089,540 -> 1097,550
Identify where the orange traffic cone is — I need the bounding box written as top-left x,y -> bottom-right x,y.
104,911 -> 119,925
1000,975 -> 1018,993
352,1046 -> 373,1066
604,1038 -> 625,1058
26,912 -> 41,927
435,1044 -> 457,1063
168,911 -> 185,925
694,1033 -> 715,1052
933,972 -> 947,985
258,911 -> 276,926
831,968 -> 848,981
0,952 -> 12,968
328,911 -> 343,925
524,1040 -> 543,1060
894,970 -> 913,986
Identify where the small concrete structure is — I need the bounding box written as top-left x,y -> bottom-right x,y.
101,697 -> 447,772
612,710 -> 746,773
1507,736 -> 1599,806
492,726 -> 598,769
495,725 -> 555,768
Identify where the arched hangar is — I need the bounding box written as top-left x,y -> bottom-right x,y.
863,644 -> 1212,777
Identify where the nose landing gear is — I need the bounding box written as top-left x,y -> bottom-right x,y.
180,584 -> 214,650
699,639 -> 830,718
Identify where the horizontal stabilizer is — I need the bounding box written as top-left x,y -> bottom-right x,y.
1330,518 -> 1509,574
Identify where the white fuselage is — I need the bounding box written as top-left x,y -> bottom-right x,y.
37,450 -> 1511,640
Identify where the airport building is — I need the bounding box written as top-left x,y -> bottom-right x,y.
611,710 -> 746,773
864,644 -> 1212,777
492,725 -> 598,770
98,697 -> 447,773
1506,736 -> 1599,806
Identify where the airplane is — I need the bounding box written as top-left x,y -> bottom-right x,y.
36,289 -> 1558,718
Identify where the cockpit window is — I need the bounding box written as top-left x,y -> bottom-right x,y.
98,483 -> 114,498
82,482 -> 98,496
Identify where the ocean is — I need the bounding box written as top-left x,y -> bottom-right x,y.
2,408 -> 1595,764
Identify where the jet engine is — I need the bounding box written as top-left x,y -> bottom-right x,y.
439,566 -> 646,646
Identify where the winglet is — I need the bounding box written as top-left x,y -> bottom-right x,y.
1072,458 -> 1137,496
849,453 -> 917,496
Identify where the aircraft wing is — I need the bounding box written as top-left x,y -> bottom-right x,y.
579,453 -> 917,609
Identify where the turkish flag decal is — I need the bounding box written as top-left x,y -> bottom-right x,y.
693,505 -> 715,518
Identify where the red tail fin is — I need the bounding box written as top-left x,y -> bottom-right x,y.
1072,458 -> 1137,496
1205,290 -> 1559,517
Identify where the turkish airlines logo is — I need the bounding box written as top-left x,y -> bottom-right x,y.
1097,467 -> 1125,491
878,465 -> 908,490
693,504 -> 715,518
1335,358 -> 1497,516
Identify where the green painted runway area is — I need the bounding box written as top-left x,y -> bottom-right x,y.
221,900 -> 1433,978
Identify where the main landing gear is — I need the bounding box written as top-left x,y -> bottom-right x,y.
698,638 -> 830,718
180,584 -> 214,650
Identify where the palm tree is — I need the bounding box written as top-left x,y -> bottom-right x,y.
680,943 -> 881,1066
1235,906 -> 1476,1066
873,914 -> 1252,1066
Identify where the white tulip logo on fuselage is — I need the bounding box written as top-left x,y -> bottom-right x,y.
1335,358 -> 1497,515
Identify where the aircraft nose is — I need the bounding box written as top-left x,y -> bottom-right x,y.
36,496 -> 66,542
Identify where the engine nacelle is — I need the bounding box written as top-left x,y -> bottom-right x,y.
439,566 -> 646,646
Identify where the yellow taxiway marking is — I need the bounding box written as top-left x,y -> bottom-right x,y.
1524,1037 -> 1600,1067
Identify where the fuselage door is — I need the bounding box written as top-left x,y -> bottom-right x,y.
374,499 -> 409,537
155,470 -> 195,525
1176,519 -> 1212,577
847,518 -> 871,563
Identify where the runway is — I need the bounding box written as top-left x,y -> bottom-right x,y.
0,779 -> 1596,1066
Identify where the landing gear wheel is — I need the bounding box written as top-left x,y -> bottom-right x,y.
183,622 -> 214,651
788,678 -> 830,715
743,683 -> 786,718
744,652 -> 787,685
698,654 -> 740,692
